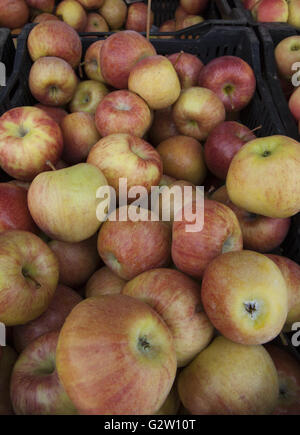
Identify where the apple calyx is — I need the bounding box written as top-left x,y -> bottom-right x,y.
222,236 -> 234,253
262,150 -> 271,157
22,266 -> 41,289
35,356 -> 56,377
18,125 -> 29,138
138,335 -> 155,357
243,300 -> 259,320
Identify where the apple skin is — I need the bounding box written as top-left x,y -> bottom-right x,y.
28,163 -> 109,243
27,20 -> 82,68
84,40 -> 106,83
175,5 -> 189,20
288,0 -> 300,29
156,383 -> 181,415
0,106 -> 63,181
122,268 -> 214,367
12,284 -> 82,354
69,80 -> 109,115
288,87 -> 300,121
265,254 -> 300,333
0,183 -> 38,234
172,87 -> 226,141
251,0 -> 288,23
158,20 -> 176,39
226,135 -> 300,219
0,0 -> 29,29
180,0 -> 209,14
148,107 -> 179,146
167,52 -> 204,89
198,56 -> 256,113
128,55 -> 181,111
34,104 -> 68,126
0,230 -> 59,326
97,206 -> 171,280
87,133 -> 163,197
84,12 -> 109,32
85,266 -> 126,298
99,0 -> 127,30
100,30 -> 157,90
202,250 -> 288,345
126,2 -> 154,32
26,0 -> 54,12
265,344 -> 300,415
77,0 -> 104,8
175,14 -> 204,32
95,90 -> 152,138
157,135 -> 207,185
212,185 -> 291,253
10,331 -> 77,415
61,112 -> 101,164
33,12 -> 60,23
0,346 -> 18,415
275,36 -> 300,79
29,57 -> 79,107
48,235 -> 101,289
204,121 -> 256,180
178,336 -> 279,415
56,294 -> 177,415
56,0 -> 87,32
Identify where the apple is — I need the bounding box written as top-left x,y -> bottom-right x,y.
0,346 -> 18,415
69,80 -> 109,115
56,0 -> 87,32
126,2 -> 154,32
34,104 -> 68,126
10,331 -> 77,415
178,336 -> 279,415
159,174 -> 176,187
99,0 -> 127,30
29,57 -> 79,106
0,106 -> 63,181
48,235 -> 101,289
95,90 -> 152,138
148,107 -> 179,146
289,87 -> 300,121
28,163 -> 110,243
167,52 -> 204,89
204,121 -> 257,180
0,230 -> 59,326
172,87 -> 226,141
198,56 -> 256,112
275,36 -> 300,79
128,55 -> 181,110
12,284 -> 82,353
85,266 -> 126,297
158,20 -> 176,39
251,0 -> 288,23
156,383 -> 181,415
100,30 -> 157,90
172,199 -> 243,279
180,0 -> 209,14
87,133 -> 163,197
56,294 -> 177,414
175,5 -> 189,20
212,185 -> 291,253
33,12 -> 59,23
84,12 -> 109,32
26,0 -> 54,13
242,0 -> 260,9
0,0 -> 29,29
288,0 -> 300,29
157,135 -> 207,185
27,20 -> 82,68
122,268 -> 214,367
77,0 -> 103,8
176,14 -> 205,32
61,112 -> 100,164
265,344 -> 300,415
84,40 -> 106,83
226,135 -> 300,219
265,254 -> 300,333
202,250 -> 288,345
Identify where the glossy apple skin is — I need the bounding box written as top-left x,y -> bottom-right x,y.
85,266 -> 126,298
178,336 -> 279,415
0,0 -> 29,29
99,0 -> 127,30
167,52 -> 204,89
204,121 -> 256,180
0,346 -> 18,415
49,235 -> 101,288
0,230 -> 59,326
288,0 -> 300,29
100,30 -> 156,89
12,284 -> 82,354
149,107 -> 179,146
69,80 -> 109,115
97,206 -> 171,280
266,254 -> 300,332
56,295 -> 177,415
201,250 -> 288,345
84,12 -> 109,32
26,0 -> 54,12
87,134 -> 163,197
34,104 -> 68,126
0,106 -> 63,181
125,2 -> 154,32
252,0 -> 288,23
122,268 -> 214,367
172,87 -> 226,141
265,344 -> 300,415
61,112 -> 100,164
172,199 -> 243,279
95,90 -> 152,138
198,56 -> 256,112
78,0 -> 104,8
288,87 -> 300,121
275,36 -> 300,79
180,0 -> 209,14
27,20 -> 82,68
84,40 -> 106,83
226,135 -> 300,219
212,185 -> 291,253
56,0 -> 87,32
33,13 -> 60,23
0,183 -> 38,234
29,57 -> 79,107
10,331 -> 77,415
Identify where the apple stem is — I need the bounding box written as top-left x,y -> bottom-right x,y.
279,332 -> 288,346
250,125 -> 262,134
22,270 -> 41,289
46,160 -> 57,171
174,51 -> 185,68
146,0 -> 152,40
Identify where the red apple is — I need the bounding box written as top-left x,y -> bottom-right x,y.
98,0 -> 127,30
275,36 -> 300,79
33,12 -> 59,23
251,0 -> 288,23
158,20 -> 176,39
56,0 -> 87,32
0,346 -> 18,415
26,0 -> 54,13
289,87 -> 300,121
69,80 -> 109,115
0,0 -> 29,29
176,14 -> 205,32
148,107 -> 179,146
34,104 -> 68,126
167,52 -> 204,89
125,2 -> 154,32
84,12 -> 109,32
180,0 -> 209,14
84,40 -> 106,83
77,0 -> 104,9
175,5 -> 189,20
85,266 -> 126,297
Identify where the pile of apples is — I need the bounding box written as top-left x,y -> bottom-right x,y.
242,0 -> 300,27
0,17 -> 300,416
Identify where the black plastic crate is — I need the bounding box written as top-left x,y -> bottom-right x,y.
0,28 -> 16,112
